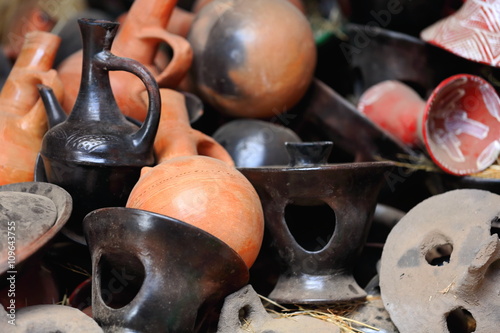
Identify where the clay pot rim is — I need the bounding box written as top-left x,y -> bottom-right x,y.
345,22 -> 426,46
0,182 -> 72,274
422,73 -> 500,175
420,0 -> 500,67
83,206 -> 248,269
238,160 -> 396,173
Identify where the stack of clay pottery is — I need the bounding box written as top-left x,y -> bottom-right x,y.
77,87 -> 263,331
127,88 -> 265,268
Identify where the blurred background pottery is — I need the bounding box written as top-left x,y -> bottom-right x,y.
289,79 -> 418,163
358,74 -> 500,175
421,0 -> 500,67
187,0 -> 316,118
84,207 -> 249,333
0,31 -> 63,185
338,0 -> 462,37
57,0 -> 192,122
39,18 -> 160,244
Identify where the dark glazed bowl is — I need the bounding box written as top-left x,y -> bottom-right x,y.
84,207 -> 249,333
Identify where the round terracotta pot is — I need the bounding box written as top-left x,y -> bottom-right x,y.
187,0 -> 316,118
127,89 -> 264,268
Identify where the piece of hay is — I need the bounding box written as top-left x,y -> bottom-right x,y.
258,294 -> 381,333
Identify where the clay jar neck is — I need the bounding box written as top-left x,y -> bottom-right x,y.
285,141 -> 333,167
154,89 -> 197,163
0,31 -> 60,115
70,19 -> 122,122
113,0 -> 176,64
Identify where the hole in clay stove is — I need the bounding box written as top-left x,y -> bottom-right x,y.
285,201 -> 335,252
98,254 -> 145,309
238,305 -> 251,326
425,243 -> 453,266
491,216 -> 500,238
446,307 -> 476,333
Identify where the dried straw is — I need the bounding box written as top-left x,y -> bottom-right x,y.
258,294 -> 381,333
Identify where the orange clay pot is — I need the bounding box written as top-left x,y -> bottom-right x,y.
57,0 -> 193,122
166,0 -> 306,38
187,0 -> 316,118
192,0 -> 306,15
127,89 -> 264,268
0,31 -> 63,185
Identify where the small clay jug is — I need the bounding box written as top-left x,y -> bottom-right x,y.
58,0 -> 193,121
127,89 -> 264,268
39,18 -> 161,244
0,31 -> 63,185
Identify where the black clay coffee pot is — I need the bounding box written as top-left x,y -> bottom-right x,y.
39,19 -> 161,244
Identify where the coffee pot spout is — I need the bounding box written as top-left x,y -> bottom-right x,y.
38,84 -> 67,128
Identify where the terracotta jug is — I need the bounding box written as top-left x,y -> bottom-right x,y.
39,18 -> 161,244
58,0 -> 193,122
0,31 -> 63,185
127,89 -> 264,268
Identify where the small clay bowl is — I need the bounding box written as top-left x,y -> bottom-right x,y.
0,182 -> 72,274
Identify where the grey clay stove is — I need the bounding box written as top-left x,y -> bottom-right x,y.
240,141 -> 394,304
380,189 -> 500,333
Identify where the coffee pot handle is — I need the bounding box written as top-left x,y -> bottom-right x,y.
95,52 -> 161,150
